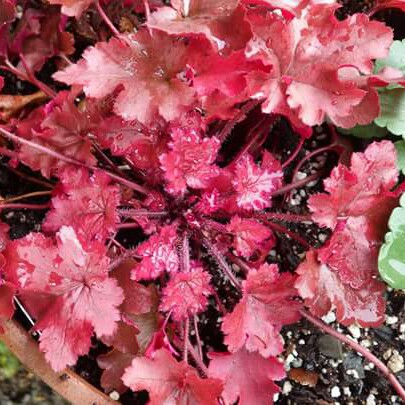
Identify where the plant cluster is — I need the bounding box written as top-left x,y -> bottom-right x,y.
0,0 -> 405,403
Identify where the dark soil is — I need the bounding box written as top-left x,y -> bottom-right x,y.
1,1 -> 405,405
0,369 -> 68,405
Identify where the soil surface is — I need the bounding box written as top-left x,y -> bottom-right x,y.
1,1 -> 405,405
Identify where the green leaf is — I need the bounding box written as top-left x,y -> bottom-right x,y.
339,123 -> 388,139
0,341 -> 20,379
379,193 -> 405,289
375,40 -> 405,73
375,88 -> 405,137
395,140 -> 405,174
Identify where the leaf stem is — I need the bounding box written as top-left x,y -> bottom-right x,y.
96,1 -> 120,37
183,319 -> 189,363
264,212 -> 313,223
116,222 -> 140,230
1,190 -> 52,204
265,220 -> 311,249
5,166 -> 53,189
301,309 -> 405,402
187,339 -> 209,377
0,203 -> 49,210
193,315 -> 203,360
181,234 -> 190,273
4,59 -> 55,98
270,172 -> 322,197
202,235 -> 242,292
282,137 -> 305,168
0,126 -> 149,195
118,208 -> 168,218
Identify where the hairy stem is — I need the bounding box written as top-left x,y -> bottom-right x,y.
202,235 -> 242,292
182,234 -> 190,273
119,208 -> 168,218
187,339 -> 209,377
216,100 -> 259,142
264,212 -> 313,223
193,315 -> 203,360
183,319 -> 189,363
301,309 -> 405,402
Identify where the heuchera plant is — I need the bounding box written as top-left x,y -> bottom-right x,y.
1,0 -> 405,403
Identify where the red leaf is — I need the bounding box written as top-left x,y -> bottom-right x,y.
159,128 -> 220,196
245,5 -> 393,128
296,250 -> 386,327
227,215 -> 274,259
97,349 -> 135,394
54,30 -> 201,124
132,224 -> 179,280
208,349 -> 285,405
0,0 -> 15,26
43,166 -> 121,244
232,153 -> 283,211
122,349 -> 223,403
3,226 -> 124,371
94,115 -> 168,171
309,141 -> 399,230
16,92 -> 97,178
318,217 -> 380,289
222,264 -> 301,357
160,262 -> 212,321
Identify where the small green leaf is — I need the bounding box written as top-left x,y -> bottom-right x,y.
339,123 -> 388,139
379,193 -> 405,289
395,140 -> 405,174
0,341 -> 20,379
375,88 -> 405,137
375,40 -> 405,73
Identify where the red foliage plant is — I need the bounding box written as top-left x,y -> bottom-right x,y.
0,0 -> 404,403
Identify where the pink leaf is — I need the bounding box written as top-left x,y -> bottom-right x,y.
296,250 -> 386,327
159,128 -> 220,196
98,349 -> 135,394
16,92 -> 97,178
3,226 -> 124,371
227,215 -> 274,259
160,262 -> 212,321
132,224 -> 179,280
208,349 -> 285,405
54,31 -> 200,124
122,349 -> 223,403
309,141 -> 399,229
43,166 -> 121,244
232,153 -> 283,211
222,264 -> 301,357
245,5 -> 393,128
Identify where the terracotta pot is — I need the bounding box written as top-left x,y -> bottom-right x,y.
0,319 -> 117,405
